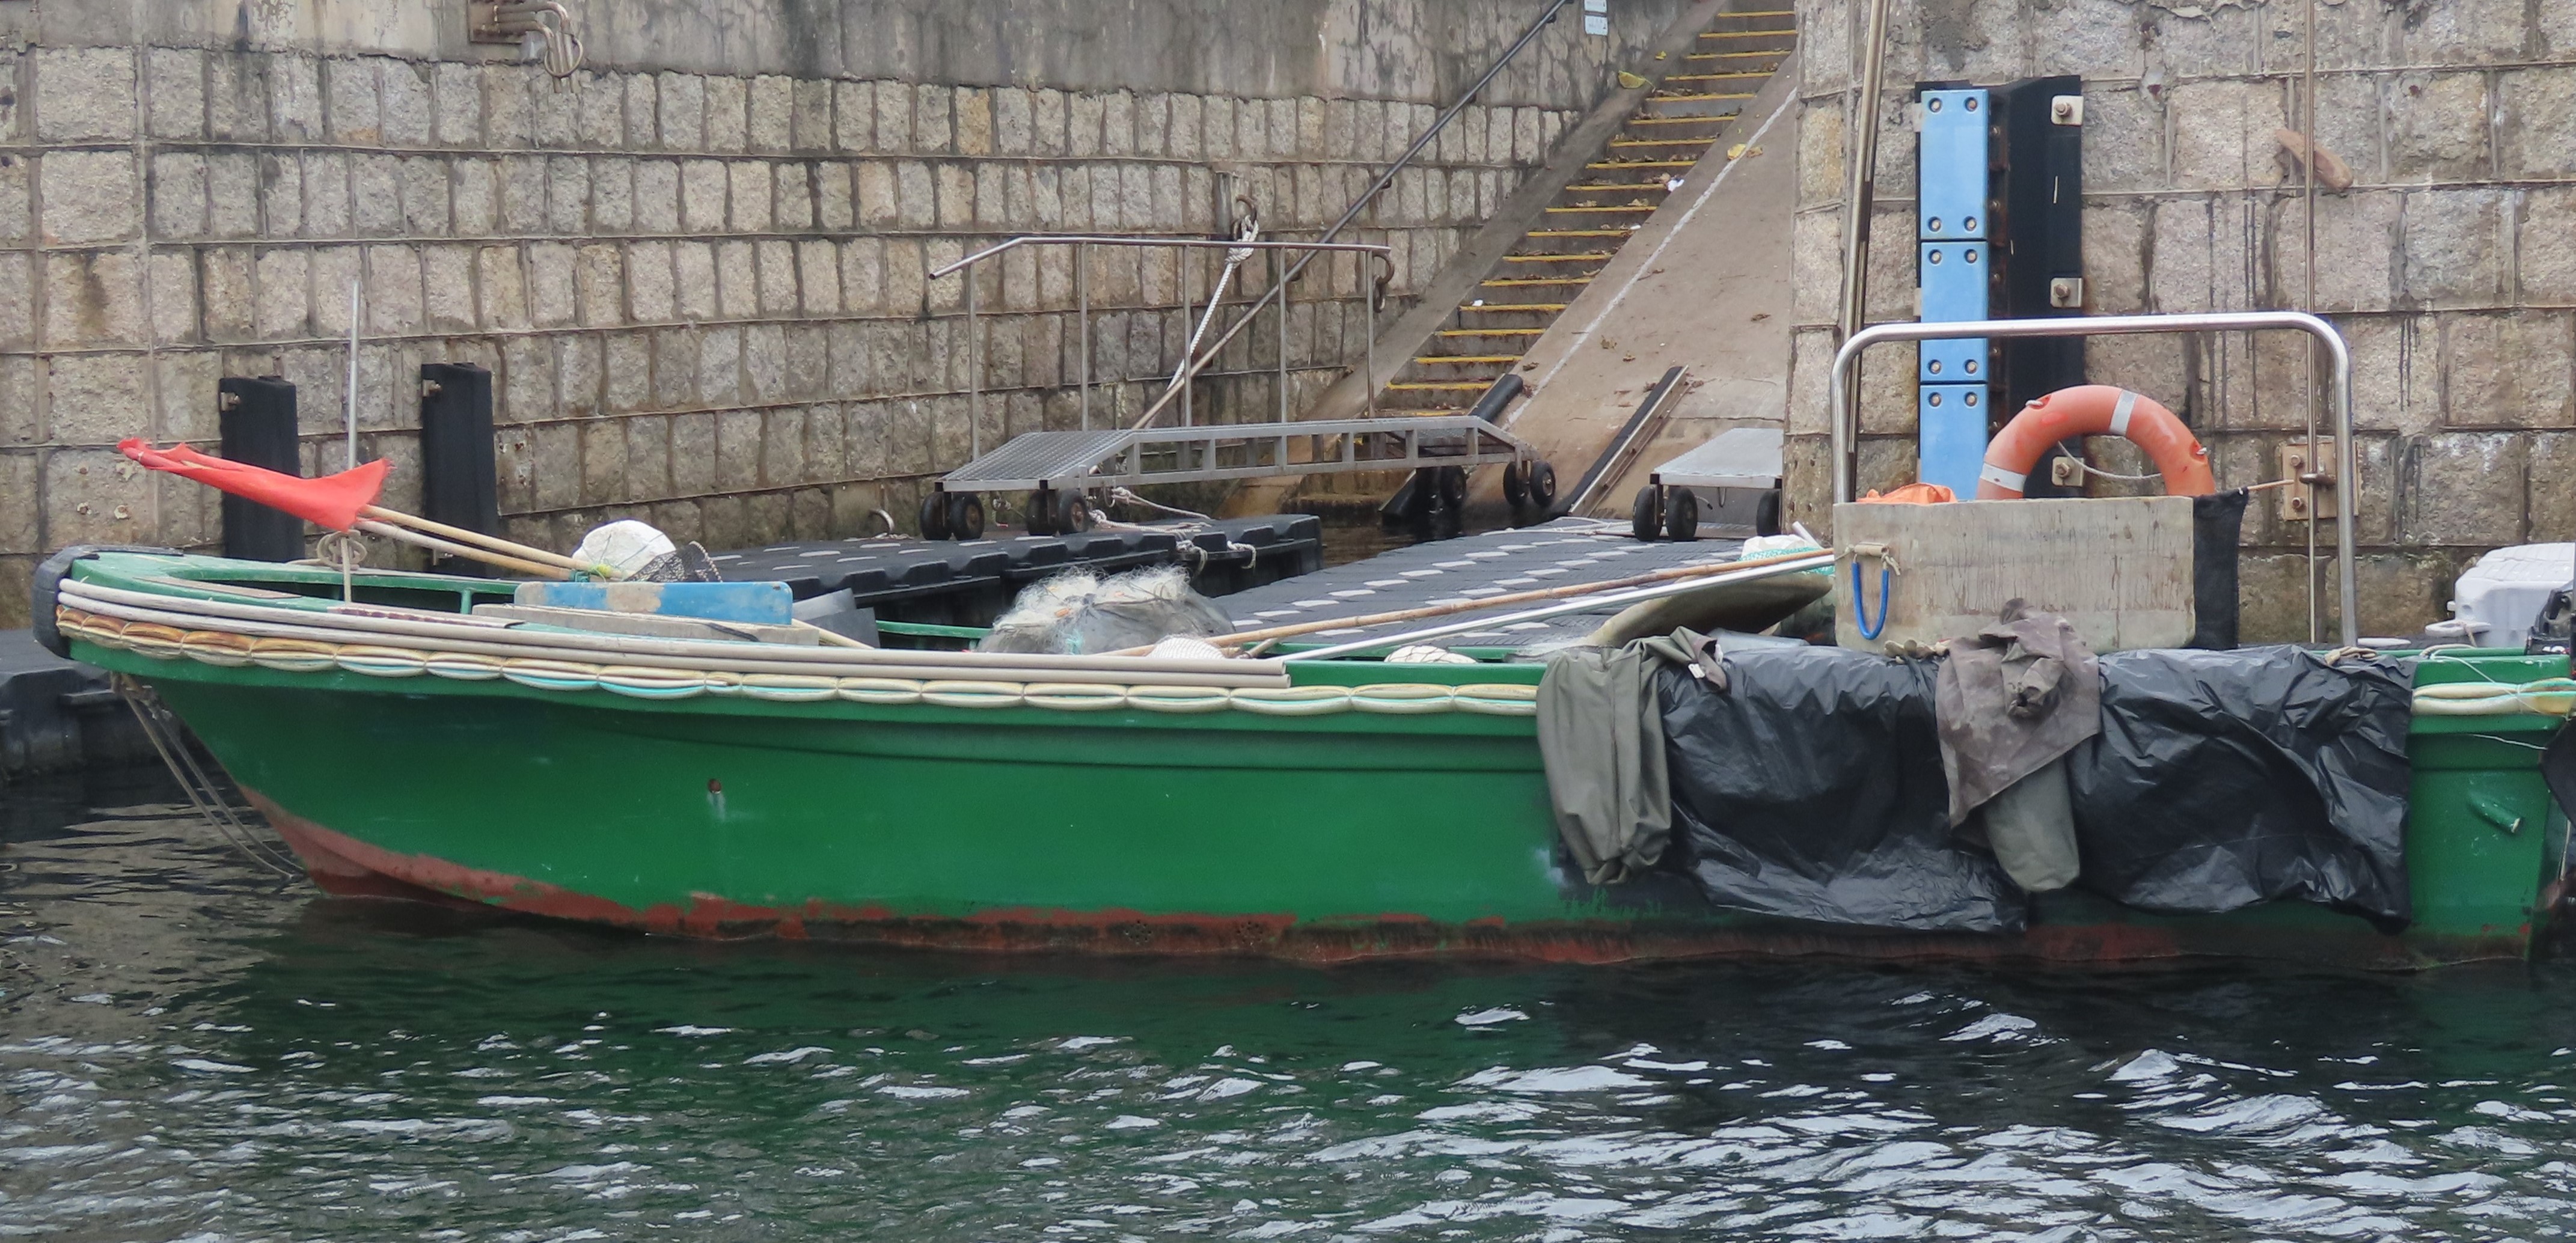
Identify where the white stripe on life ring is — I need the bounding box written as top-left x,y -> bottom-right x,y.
1979,462 -> 2027,492
2109,389 -> 2138,438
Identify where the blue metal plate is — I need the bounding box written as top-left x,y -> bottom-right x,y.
1917,384 -> 1990,497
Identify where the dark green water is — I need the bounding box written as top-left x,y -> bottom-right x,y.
10,770 -> 2576,1241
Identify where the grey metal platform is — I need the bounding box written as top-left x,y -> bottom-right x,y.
938,417 -> 1539,493
1217,518 -> 1750,653
1650,426 -> 1785,490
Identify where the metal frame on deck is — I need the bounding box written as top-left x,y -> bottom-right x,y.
1828,310 -> 2358,647
938,415 -> 1538,493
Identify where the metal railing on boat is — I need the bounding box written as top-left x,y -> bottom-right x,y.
1826,310 -> 2360,649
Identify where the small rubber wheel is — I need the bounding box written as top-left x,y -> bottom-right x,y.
1665,487 -> 1699,542
918,490 -> 952,540
1631,486 -> 1664,542
1057,491 -> 1094,533
1026,489 -> 1057,537
947,491 -> 987,540
1754,487 -> 1784,537
1526,460 -> 1558,510
1502,462 -> 1529,506
1436,466 -> 1468,510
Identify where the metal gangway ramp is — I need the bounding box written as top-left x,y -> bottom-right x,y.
929,415 -> 1557,537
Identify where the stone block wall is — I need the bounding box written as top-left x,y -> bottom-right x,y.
1785,0 -> 2576,641
0,0 -> 1689,626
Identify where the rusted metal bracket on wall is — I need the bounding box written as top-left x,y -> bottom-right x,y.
467,1 -> 587,77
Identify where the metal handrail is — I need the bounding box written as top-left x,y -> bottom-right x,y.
1828,310 -> 2359,647
928,234 -> 1396,280
928,236 -> 1395,459
929,0 -> 1585,451
1122,0 -> 1582,430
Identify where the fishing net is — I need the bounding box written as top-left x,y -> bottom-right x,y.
977,566 -> 1235,656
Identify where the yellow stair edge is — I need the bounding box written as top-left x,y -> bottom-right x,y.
1436,328 -> 1548,336
1456,302 -> 1569,312
1500,251 -> 1614,261
1480,277 -> 1595,286
1412,355 -> 1524,365
1588,159 -> 1697,169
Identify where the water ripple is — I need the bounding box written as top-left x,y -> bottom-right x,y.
10,774 -> 2576,1238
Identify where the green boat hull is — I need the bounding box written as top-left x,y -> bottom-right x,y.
48,553 -> 2575,968
60,650 -> 2552,969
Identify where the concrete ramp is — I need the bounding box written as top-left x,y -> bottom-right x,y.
1478,57 -> 1799,521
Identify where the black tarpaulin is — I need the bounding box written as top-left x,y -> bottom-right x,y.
1659,647 -> 2030,933
2069,647 -> 2414,926
1652,644 -> 2415,933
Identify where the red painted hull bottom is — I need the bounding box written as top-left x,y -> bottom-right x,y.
248,790 -> 2525,969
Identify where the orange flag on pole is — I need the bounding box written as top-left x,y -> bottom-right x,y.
118,439 -> 388,531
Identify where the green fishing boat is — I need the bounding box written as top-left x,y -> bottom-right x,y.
30,545 -> 2574,970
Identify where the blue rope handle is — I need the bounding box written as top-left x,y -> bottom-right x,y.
1850,557 -> 1894,640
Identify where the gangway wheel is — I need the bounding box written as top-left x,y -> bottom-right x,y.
1630,486 -> 1663,542
919,490 -> 952,540
946,492 -> 987,540
1663,487 -> 1699,542
1755,488 -> 1783,537
1026,487 -> 1092,536
1502,460 -> 1560,525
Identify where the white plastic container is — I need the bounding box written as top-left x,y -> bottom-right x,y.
2446,543 -> 2574,650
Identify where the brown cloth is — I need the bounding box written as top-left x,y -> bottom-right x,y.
1935,602 -> 2100,891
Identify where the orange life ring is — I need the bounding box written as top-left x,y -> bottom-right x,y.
1975,385 -> 2217,499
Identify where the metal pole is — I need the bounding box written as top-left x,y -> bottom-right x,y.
344,277 -> 361,602
1364,269 -> 1377,419
966,272 -> 981,459
1831,0 -> 1896,501
1826,310 -> 2361,649
1075,242 -> 1090,430
346,278 -> 361,471
1179,248 -> 1193,428
1273,248 -> 1288,424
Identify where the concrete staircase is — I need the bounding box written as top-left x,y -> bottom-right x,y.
1374,8 -> 1798,420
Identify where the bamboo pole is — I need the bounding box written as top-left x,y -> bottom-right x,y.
353,519 -> 574,579
1118,545 -> 1835,655
361,505 -> 605,575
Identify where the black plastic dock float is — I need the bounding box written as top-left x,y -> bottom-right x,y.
0,629 -> 155,780
711,515 -> 1324,626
